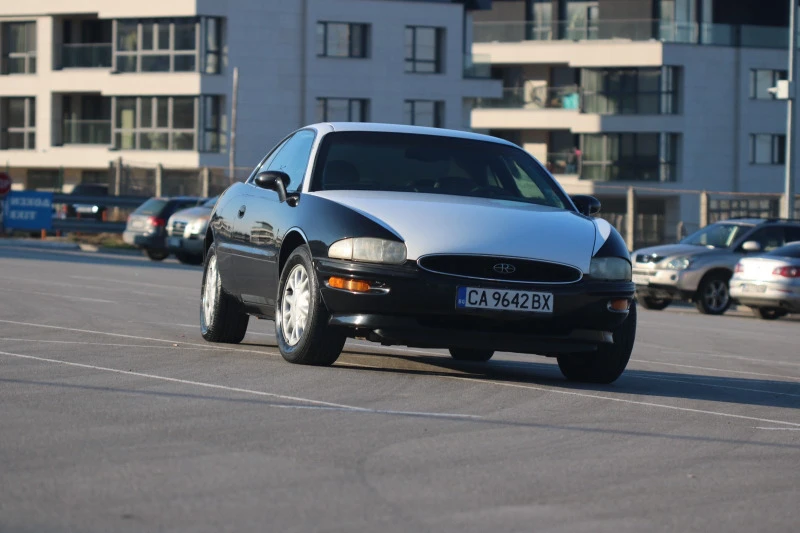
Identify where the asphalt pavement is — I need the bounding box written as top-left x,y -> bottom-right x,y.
0,244 -> 798,533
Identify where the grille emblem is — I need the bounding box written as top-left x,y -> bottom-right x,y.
493,263 -> 516,275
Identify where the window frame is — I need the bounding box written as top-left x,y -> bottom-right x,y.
749,133 -> 786,165
405,25 -> 444,74
0,96 -> 36,150
316,21 -> 369,58
579,132 -> 679,182
404,99 -> 445,128
580,66 -> 680,115
1,21 -> 37,75
316,97 -> 370,122
749,69 -> 787,100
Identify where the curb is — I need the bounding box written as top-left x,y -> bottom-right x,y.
0,239 -> 81,251
78,243 -> 141,256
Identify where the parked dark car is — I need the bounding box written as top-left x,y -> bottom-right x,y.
61,183 -> 109,221
166,196 -> 218,265
123,196 -> 203,261
199,122 -> 636,384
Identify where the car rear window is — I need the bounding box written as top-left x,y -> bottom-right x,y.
133,198 -> 169,216
766,242 -> 800,259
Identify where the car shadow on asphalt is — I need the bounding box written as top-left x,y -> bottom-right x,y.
323,349 -> 800,411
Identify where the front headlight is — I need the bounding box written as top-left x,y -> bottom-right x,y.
590,257 -> 632,281
329,238 -> 407,265
187,218 -> 209,234
663,256 -> 691,270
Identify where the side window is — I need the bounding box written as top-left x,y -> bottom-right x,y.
266,130 -> 316,193
249,138 -> 291,182
744,226 -> 786,252
785,226 -> 800,243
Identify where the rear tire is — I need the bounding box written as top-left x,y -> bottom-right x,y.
145,248 -> 169,261
754,307 -> 787,320
200,244 -> 249,343
275,246 -> 346,366
694,274 -> 731,315
449,348 -> 494,362
639,296 -> 671,311
557,302 -> 637,384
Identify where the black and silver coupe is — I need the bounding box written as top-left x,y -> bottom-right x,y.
200,123 -> 636,383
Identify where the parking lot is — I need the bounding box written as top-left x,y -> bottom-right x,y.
1,243 -> 798,533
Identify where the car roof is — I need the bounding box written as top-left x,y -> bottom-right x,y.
309,122 -> 518,147
721,218 -> 800,226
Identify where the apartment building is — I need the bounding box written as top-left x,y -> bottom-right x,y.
0,0 -> 499,195
471,0 -> 800,242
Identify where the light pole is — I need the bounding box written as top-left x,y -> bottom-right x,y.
784,0 -> 797,218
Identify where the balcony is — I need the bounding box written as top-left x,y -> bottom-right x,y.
473,18 -> 796,49
62,43 -> 112,68
463,54 -> 492,79
62,120 -> 111,145
475,86 -> 581,110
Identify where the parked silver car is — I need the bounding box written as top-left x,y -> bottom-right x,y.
632,218 -> 800,315
166,196 -> 218,265
730,241 -> 800,320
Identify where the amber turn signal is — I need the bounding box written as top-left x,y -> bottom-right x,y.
608,298 -> 631,311
328,276 -> 371,293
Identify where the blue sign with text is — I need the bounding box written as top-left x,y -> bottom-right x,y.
2,191 -> 54,231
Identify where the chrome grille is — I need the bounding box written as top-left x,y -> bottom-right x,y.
417,255 -> 582,284
170,220 -> 187,236
636,253 -> 664,264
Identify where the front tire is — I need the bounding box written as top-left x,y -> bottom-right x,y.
275,246 -> 346,366
694,274 -> 731,315
200,244 -> 249,343
639,296 -> 671,311
557,302 -> 637,384
449,348 -> 494,362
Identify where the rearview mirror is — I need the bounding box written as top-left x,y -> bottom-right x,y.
742,240 -> 761,253
254,171 -> 290,203
571,195 -> 601,216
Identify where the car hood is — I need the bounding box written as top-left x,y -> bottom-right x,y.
170,206 -> 211,221
310,190 -> 598,272
632,243 -> 720,262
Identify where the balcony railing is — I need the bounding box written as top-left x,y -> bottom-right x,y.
474,86 -> 581,110
545,151 -> 582,175
463,53 -> 492,78
62,120 -> 112,145
473,18 -> 795,49
62,43 -> 112,68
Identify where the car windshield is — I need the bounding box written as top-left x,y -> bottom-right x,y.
766,242 -> 800,258
680,223 -> 750,248
310,131 -> 569,210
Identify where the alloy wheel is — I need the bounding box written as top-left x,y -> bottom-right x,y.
202,254 -> 218,326
703,279 -> 729,313
281,264 -> 311,346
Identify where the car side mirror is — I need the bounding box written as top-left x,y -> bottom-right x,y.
742,240 -> 761,253
254,170 -> 290,203
571,195 -> 601,216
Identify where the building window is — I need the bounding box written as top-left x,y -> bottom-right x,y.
750,134 -> 786,164
749,69 -> 788,100
1,22 -> 37,74
112,96 -> 215,151
316,98 -> 369,122
0,97 -> 35,150
114,17 -> 221,73
202,95 -> 226,152
405,26 -> 444,73
316,22 -> 368,58
404,100 -> 444,127
581,67 -> 680,115
580,133 -> 679,182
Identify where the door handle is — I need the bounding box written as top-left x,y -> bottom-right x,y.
237,205 -> 246,218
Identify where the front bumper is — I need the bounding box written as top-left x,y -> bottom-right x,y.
632,266 -> 705,300
123,231 -> 165,249
315,259 -> 635,355
166,234 -> 204,255
730,279 -> 800,312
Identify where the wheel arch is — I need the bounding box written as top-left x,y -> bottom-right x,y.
693,267 -> 733,297
279,228 -> 310,275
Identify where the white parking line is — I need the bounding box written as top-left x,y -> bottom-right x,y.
70,275 -> 194,291
0,337 -> 218,351
632,359 -> 800,381
0,349 -> 482,421
632,374 -> 800,398
755,427 -> 800,431
336,361 -> 800,428
0,286 -> 115,304
0,276 -> 195,302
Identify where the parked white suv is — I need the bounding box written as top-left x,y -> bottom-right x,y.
631,218 -> 800,315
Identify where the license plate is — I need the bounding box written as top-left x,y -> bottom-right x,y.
168,236 -> 182,248
456,287 -> 553,313
742,283 -> 767,293
632,274 -> 651,285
